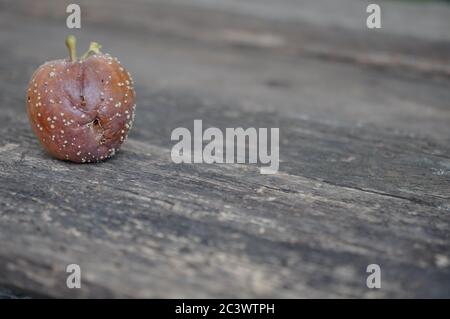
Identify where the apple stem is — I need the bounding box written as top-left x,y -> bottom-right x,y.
65,35 -> 77,62
81,42 -> 103,60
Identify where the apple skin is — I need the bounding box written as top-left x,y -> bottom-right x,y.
26,53 -> 136,163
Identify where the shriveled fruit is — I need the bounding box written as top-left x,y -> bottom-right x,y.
26,35 -> 136,163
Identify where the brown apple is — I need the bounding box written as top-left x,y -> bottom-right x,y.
26,35 -> 136,163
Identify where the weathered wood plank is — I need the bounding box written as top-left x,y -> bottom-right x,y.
1,83 -> 450,297
0,0 -> 449,298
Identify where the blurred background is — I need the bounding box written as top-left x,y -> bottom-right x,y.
1,0 -> 450,139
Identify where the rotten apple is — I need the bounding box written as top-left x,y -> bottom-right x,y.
26,35 -> 136,163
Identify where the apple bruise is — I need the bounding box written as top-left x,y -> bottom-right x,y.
27,54 -> 136,163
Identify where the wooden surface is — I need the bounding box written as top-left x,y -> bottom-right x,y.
0,0 -> 449,298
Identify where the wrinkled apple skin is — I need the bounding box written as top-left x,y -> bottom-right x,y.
26,54 -> 136,163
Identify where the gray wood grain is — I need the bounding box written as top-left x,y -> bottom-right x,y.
0,0 -> 449,298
